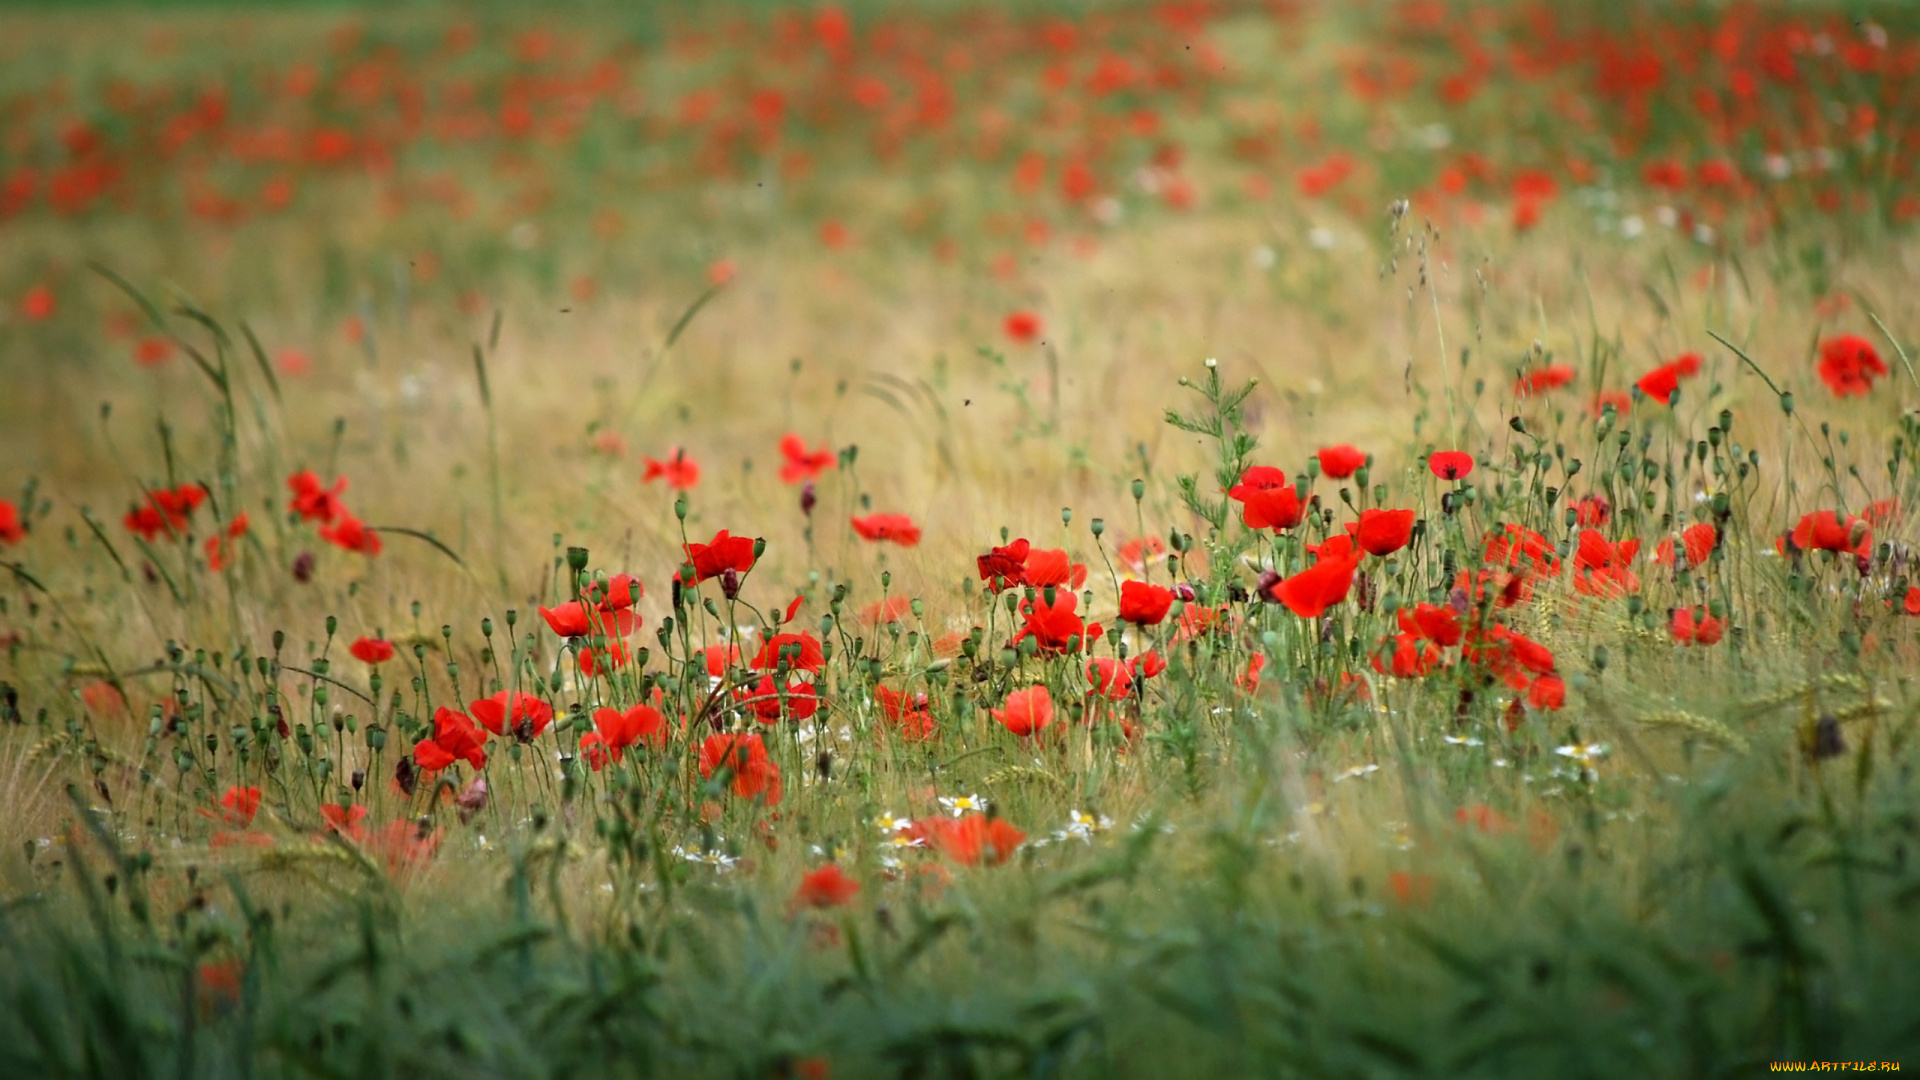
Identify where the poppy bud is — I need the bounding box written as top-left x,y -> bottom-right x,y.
326,615 -> 338,637
1591,645 -> 1608,672
800,482 -> 816,516
505,608 -> 518,627
721,569 -> 742,599
393,755 -> 417,795
1091,517 -> 1104,538
481,617 -> 493,638
1061,507 -> 1073,526
674,495 -> 688,521
567,546 -> 590,573
1780,392 -> 1794,415
1173,582 -> 1196,602
1131,478 -> 1146,501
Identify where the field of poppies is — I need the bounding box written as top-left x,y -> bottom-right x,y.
4,0 -> 1920,1075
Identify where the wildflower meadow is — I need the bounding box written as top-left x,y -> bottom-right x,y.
3,0 -> 1920,1075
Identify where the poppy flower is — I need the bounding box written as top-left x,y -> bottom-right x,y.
1013,591 -> 1098,655
1790,510 -> 1871,556
976,538 -> 1031,590
1526,674 -> 1566,711
683,529 -> 757,584
642,448 -> 700,489
1004,310 -> 1042,343
1387,870 -> 1435,906
1669,606 -> 1724,645
1903,587 -> 1920,617
368,819 -> 443,878
468,691 -> 554,740
1571,529 -> 1641,597
930,813 -> 1025,866
1024,547 -> 1086,588
1654,522 -> 1717,567
1428,451 -> 1473,480
1117,580 -> 1174,625
1269,552 -> 1359,618
125,483 -> 209,541
1317,444 -> 1366,478
0,499 -> 24,544
1117,536 -> 1167,575
1227,466 -> 1305,530
698,732 -> 783,804
319,514 -> 382,556
792,864 -> 861,910
594,574 -> 642,611
1482,523 -> 1561,576
1456,804 -> 1516,835
204,786 -> 262,828
876,685 -> 937,740
751,632 -> 825,672
350,637 -> 395,664
737,673 -> 819,723
19,283 -> 55,321
286,471 -> 348,524
1591,390 -> 1633,418
414,707 -> 488,772
1572,495 -> 1611,527
1635,352 -> 1702,405
577,641 -> 633,677
1816,335 -> 1887,396
133,336 -> 174,367
204,513 -> 249,572
779,434 -> 834,484
1396,602 -> 1463,646
991,685 -> 1054,736
850,513 -> 921,546
319,803 -> 369,843
860,597 -> 911,625
1515,365 -> 1575,396
588,702 -> 667,763
1348,508 -> 1415,557
1372,633 -> 1443,678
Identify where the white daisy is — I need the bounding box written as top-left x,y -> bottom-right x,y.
938,793 -> 986,816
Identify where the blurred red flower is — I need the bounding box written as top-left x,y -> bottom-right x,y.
792,864 -> 861,910
850,513 -> 921,546
991,684 -> 1054,736
642,448 -> 700,489
1816,335 -> 1887,397
469,690 -> 554,740
350,636 -> 394,664
779,434 -> 834,484
414,707 -> 488,772
1317,444 -> 1366,478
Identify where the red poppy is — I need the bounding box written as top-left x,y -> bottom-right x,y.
1004,310 -> 1042,343
642,448 -> 700,489
588,703 -> 667,763
1237,653 -> 1267,694
860,597 -> 911,625
1428,451 -> 1473,481
1372,633 -> 1443,678
1085,656 -> 1135,700
1117,580 -> 1174,625
204,512 -> 249,572
1904,587 -> 1920,617
0,499 -> 23,544
539,601 -> 639,640
1456,804 -> 1515,835
930,813 -> 1025,866
204,786 -> 262,828
1635,352 -> 1702,405
991,685 -> 1054,736
1573,494 -> 1612,527
1816,335 -> 1887,396
1790,510 -> 1871,556
876,685 -> 937,740
698,732 -> 783,804
1317,444 -> 1366,478
850,513 -> 921,546
1348,508 -> 1415,556
751,631 -> 825,672
1591,390 -> 1633,417
1526,674 -> 1566,711
1571,529 -> 1641,597
1024,547 -> 1087,588
1654,522 -> 1717,567
1227,466 -> 1305,530
779,434 -> 834,484
792,864 -> 861,910
736,674 -> 819,723
287,471 -> 348,524
319,803 -> 369,843
1387,870 -> 1435,906
1117,536 -> 1167,575
1483,523 -> 1562,576
683,529 -> 756,584
368,819 -> 443,879
1669,606 -> 1724,646
350,637 -> 395,664
1396,602 -> 1463,647
19,283 -> 55,321
976,538 -> 1031,590
1515,365 -> 1576,396
468,691 -> 554,740
414,707 -> 488,772
125,483 -> 209,541
1269,553 -> 1359,618
1012,591 -> 1099,655
1308,533 -> 1359,563
319,514 -> 382,556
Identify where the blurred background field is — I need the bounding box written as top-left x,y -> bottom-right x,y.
4,0 -> 1920,1075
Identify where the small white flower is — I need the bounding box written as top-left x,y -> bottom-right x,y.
1442,734 -> 1484,747
1619,214 -> 1645,239
1555,742 -> 1608,765
1307,226 -> 1336,250
1059,809 -> 1113,842
939,793 -> 986,817
672,845 -> 737,870
875,812 -> 912,834
1335,763 -> 1381,782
